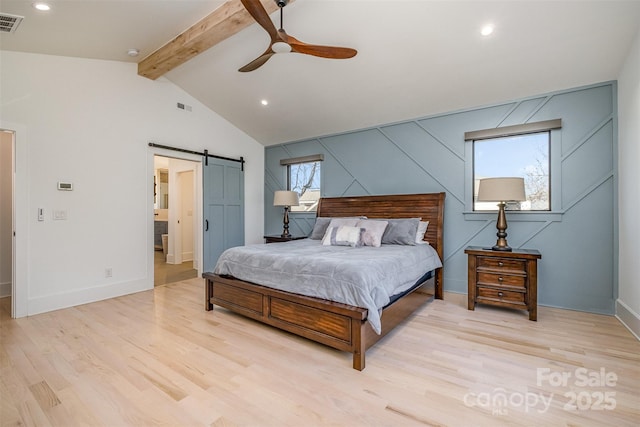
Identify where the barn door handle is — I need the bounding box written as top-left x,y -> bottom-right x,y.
205,219 -> 209,231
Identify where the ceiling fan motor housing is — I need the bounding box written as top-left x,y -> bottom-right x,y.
276,0 -> 289,7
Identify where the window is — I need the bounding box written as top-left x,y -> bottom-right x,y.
466,119 -> 561,212
473,132 -> 550,211
280,155 -> 323,212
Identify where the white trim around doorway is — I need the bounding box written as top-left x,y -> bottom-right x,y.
148,147 -> 203,287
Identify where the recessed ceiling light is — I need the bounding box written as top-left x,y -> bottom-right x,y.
261,99 -> 269,106
33,2 -> 51,11
127,48 -> 140,57
481,24 -> 495,36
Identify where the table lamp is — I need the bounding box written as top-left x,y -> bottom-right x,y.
477,177 -> 526,251
273,190 -> 299,238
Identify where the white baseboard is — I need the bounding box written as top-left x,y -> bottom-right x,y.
615,299 -> 640,341
182,251 -> 193,262
0,281 -> 11,298
28,278 -> 152,316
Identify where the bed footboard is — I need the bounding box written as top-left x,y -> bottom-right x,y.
204,272 -> 436,370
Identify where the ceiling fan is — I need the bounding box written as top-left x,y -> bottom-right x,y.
239,0 -> 357,72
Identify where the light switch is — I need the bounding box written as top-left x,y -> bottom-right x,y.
38,208 -> 44,221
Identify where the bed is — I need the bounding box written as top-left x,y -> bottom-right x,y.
203,192 -> 446,370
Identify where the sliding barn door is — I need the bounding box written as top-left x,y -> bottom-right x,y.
202,157 -> 244,273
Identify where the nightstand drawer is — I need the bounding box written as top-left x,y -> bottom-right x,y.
477,287 -> 526,305
477,257 -> 526,273
477,272 -> 526,288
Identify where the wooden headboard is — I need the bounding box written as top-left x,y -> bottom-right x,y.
316,192 -> 446,298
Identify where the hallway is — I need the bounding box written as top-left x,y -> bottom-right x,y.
154,250 -> 197,287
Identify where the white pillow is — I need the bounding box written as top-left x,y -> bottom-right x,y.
415,220 -> 430,244
327,217 -> 360,229
356,219 -> 388,247
322,226 -> 365,247
310,216 -> 366,239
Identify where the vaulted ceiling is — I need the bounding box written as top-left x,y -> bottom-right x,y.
1,1 -> 639,146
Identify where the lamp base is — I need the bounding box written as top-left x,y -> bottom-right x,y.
281,206 -> 291,239
491,201 -> 512,252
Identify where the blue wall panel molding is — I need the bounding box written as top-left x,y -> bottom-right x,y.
265,82 -> 617,315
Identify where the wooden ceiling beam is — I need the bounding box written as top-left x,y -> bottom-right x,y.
138,0 -> 288,80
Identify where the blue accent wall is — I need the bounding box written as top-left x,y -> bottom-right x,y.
265,82 -> 617,315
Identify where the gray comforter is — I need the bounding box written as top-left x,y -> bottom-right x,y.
213,239 -> 442,334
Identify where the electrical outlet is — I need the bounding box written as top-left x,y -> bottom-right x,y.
105,268 -> 112,278
53,210 -> 68,220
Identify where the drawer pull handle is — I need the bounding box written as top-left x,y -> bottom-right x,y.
498,277 -> 503,282
498,262 -> 504,267
498,292 -> 504,297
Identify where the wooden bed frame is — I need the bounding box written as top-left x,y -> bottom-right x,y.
203,192 -> 446,370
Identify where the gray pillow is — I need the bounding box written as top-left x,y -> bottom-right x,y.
381,218 -> 421,245
309,217 -> 332,239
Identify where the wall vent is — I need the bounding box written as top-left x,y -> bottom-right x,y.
176,102 -> 192,112
0,13 -> 24,33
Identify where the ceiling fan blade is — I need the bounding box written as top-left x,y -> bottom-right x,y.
239,48 -> 276,72
240,0 -> 279,41
285,33 -> 357,59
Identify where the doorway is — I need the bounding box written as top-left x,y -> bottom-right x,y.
0,130 -> 13,308
153,155 -> 199,286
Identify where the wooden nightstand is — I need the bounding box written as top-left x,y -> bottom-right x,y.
264,235 -> 307,244
465,246 -> 541,320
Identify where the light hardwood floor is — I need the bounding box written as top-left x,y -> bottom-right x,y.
1,278 -> 638,426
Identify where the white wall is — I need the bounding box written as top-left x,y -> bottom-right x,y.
617,28 -> 640,338
0,132 -> 12,297
0,51 -> 264,317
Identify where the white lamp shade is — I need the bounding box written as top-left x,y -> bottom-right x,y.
477,177 -> 526,202
273,190 -> 299,207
